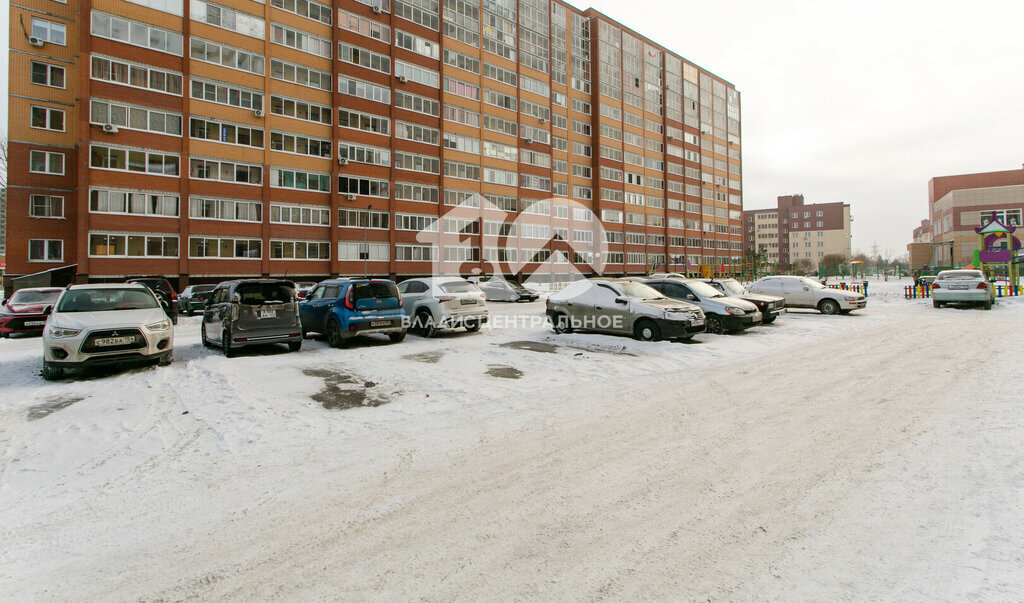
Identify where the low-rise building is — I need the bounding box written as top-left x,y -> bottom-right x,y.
743,194 -> 851,271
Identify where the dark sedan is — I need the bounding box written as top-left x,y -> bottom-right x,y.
699,278 -> 787,324
0,287 -> 64,337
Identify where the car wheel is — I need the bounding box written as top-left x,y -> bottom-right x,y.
984,299 -> 993,310
389,330 -> 407,343
158,352 -> 173,366
171,314 -> 178,325
415,310 -> 437,338
288,341 -> 302,352
464,321 -> 482,333
933,300 -> 943,308
222,329 -> 236,358
818,299 -> 840,315
326,319 -> 344,348
186,308 -> 194,317
706,314 -> 725,335
42,361 -> 63,381
551,312 -> 573,334
633,319 -> 662,342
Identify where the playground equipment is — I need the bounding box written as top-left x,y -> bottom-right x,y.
973,212 -> 1021,284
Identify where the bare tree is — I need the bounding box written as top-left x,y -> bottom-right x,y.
0,135 -> 8,189
791,258 -> 813,275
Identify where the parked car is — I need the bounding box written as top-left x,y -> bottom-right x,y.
642,277 -> 762,334
931,269 -> 995,310
300,278 -> 408,346
479,279 -> 540,302
41,283 -> 174,380
748,275 -> 867,314
294,281 -> 318,299
201,279 -> 302,357
398,277 -> 489,337
546,278 -> 705,341
698,278 -> 787,324
126,276 -> 179,324
1,287 -> 63,338
178,284 -> 217,316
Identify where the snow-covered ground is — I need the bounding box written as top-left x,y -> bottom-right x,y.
1,278 -> 1023,599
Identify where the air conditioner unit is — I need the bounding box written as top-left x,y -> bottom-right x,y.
102,123 -> 119,133
338,157 -> 348,166
539,117 -> 547,124
346,193 -> 357,201
667,135 -> 674,141
397,75 -> 408,83
253,109 -> 264,118
372,4 -> 382,14
28,36 -> 44,47
525,138 -> 533,145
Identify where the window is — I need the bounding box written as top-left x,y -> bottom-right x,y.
270,240 -> 331,260
271,22 -> 331,57
191,38 -> 265,76
270,167 -> 330,191
395,29 -> 439,59
338,242 -> 390,261
189,237 -> 261,259
339,8 -> 390,41
192,198 -> 262,224
339,108 -> 390,135
31,18 -> 66,45
444,160 -> 480,181
337,176 -> 390,198
270,131 -> 332,158
394,90 -> 440,116
30,195 -> 64,218
268,95 -> 328,124
92,55 -> 184,94
395,151 -> 440,173
190,117 -> 264,148
337,208 -> 389,229
271,0 -> 331,25
89,233 -> 179,257
395,244 -> 436,261
443,104 -> 480,127
91,11 -> 183,55
28,239 -> 64,261
339,41 -> 391,73
93,189 -> 179,217
338,74 -> 390,104
191,157 -> 261,184
29,150 -> 65,175
31,62 -> 65,88
395,182 -> 438,204
31,106 -> 65,131
193,0 -> 266,39
91,145 -> 180,176
444,77 -> 480,100
193,80 -> 264,112
395,61 -> 439,86
270,58 -> 328,90
394,0 -> 439,30
395,213 -> 438,231
338,142 -> 390,166
91,99 -> 183,136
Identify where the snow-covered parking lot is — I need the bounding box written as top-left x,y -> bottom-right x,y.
1,279 -> 1022,599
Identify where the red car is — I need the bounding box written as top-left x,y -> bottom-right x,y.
0,287 -> 64,337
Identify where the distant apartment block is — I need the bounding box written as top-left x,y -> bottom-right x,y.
743,194 -> 851,270
5,0 -> 743,288
924,168 -> 1024,267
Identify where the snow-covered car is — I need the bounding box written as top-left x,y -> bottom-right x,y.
641,277 -> 762,334
41,283 -> 174,380
294,281 -> 318,300
178,284 -> 217,316
1,287 -> 63,338
698,278 -> 787,324
479,279 -> 539,302
748,275 -> 866,314
931,269 -> 995,310
398,277 -> 489,337
546,278 -> 705,341
202,279 -> 303,357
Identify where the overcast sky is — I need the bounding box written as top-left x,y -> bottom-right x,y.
4,1 -> 1023,255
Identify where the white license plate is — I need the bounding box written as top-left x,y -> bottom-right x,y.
24,321 -> 47,326
370,320 -> 391,327
258,309 -> 276,319
949,285 -> 968,290
95,336 -> 135,347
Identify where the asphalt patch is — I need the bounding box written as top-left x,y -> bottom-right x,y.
303,368 -> 388,410
27,396 -> 85,421
487,365 -> 524,379
498,341 -> 559,354
403,351 -> 445,364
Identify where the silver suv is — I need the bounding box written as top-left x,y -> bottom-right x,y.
398,277 -> 489,337
545,278 -> 705,341
201,279 -> 303,356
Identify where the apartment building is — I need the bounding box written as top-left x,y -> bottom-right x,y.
925,168 -> 1024,267
6,0 -> 743,289
743,194 -> 851,271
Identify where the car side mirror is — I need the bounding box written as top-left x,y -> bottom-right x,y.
615,297 -> 629,305
43,305 -> 53,316
1,299 -> 7,306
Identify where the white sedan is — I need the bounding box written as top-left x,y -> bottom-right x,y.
41,283 -> 175,380
931,270 -> 995,310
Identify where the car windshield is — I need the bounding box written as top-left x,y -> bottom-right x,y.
57,288 -> 159,312
192,284 -> 216,293
619,282 -> 664,300
9,289 -> 61,304
938,270 -> 983,280
799,277 -> 827,289
236,283 -> 294,305
439,281 -> 480,294
718,280 -> 746,296
351,281 -> 399,300
686,281 -> 728,298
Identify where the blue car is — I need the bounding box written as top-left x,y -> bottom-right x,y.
299,279 -> 409,347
